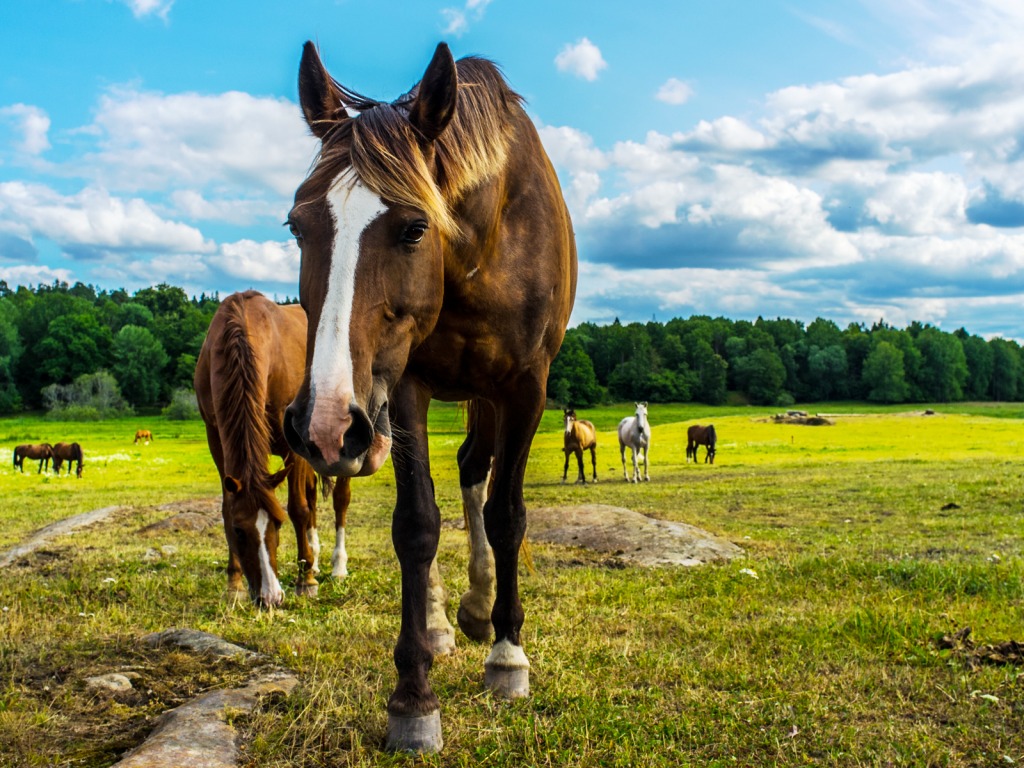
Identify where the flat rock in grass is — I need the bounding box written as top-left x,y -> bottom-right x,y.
111,670 -> 297,768
528,504 -> 743,566
139,512 -> 218,535
85,673 -> 134,693
0,506 -> 122,569
143,628 -> 261,660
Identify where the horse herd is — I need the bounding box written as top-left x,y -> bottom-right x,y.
562,403 -> 717,485
12,441 -> 84,478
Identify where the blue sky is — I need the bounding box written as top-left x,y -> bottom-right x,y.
3,1 -> 1024,340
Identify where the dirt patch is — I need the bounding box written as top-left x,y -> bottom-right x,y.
528,504 -> 743,567
768,413 -> 834,426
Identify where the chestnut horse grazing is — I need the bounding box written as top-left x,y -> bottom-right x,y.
52,442 -> 84,478
195,291 -> 351,608
134,430 -> 153,444
14,444 -> 52,473
562,408 -> 598,484
618,402 -> 651,482
686,424 -> 717,464
283,42 -> 576,752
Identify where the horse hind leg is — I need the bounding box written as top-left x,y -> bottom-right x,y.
619,442 -> 629,481
589,445 -> 598,482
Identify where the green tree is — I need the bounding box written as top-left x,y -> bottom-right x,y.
0,298 -> 23,412
863,341 -> 908,403
806,344 -> 848,401
989,339 -> 1021,401
35,313 -> 113,386
547,331 -> 604,407
733,347 -> 786,404
112,325 -> 170,407
955,329 -> 993,401
914,327 -> 968,402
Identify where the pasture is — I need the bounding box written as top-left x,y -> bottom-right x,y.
0,403 -> 1022,766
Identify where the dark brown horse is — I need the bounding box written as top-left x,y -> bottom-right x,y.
134,429 -> 153,444
14,443 -> 52,473
686,424 -> 717,464
562,408 -> 598,484
283,42 -> 576,752
195,290 -> 351,607
51,442 -> 84,478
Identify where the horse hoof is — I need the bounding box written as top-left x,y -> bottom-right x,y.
485,666 -> 530,699
429,628 -> 457,656
386,711 -> 443,754
296,582 -> 319,598
456,605 -> 493,642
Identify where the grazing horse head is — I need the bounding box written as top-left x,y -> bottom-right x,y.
222,468 -> 289,606
284,41 -> 516,478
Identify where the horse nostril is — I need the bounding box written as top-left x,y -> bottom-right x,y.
341,405 -> 373,460
284,404 -> 307,456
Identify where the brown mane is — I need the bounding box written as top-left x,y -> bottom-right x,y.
214,291 -> 273,491
302,56 -> 522,238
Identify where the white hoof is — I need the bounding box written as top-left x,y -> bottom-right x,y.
484,639 -> 530,699
386,710 -> 443,754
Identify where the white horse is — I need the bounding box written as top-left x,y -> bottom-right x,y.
617,402 -> 651,482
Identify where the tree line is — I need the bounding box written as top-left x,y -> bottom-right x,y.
548,315 -> 1024,407
1,280 -> 1021,415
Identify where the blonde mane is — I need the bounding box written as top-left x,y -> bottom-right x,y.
304,57 -> 522,238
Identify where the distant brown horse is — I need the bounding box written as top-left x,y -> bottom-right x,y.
14,443 -> 52,473
134,430 -> 153,444
52,442 -> 84,478
283,42 -> 576,752
195,290 -> 351,608
562,408 -> 598,484
686,424 -> 717,464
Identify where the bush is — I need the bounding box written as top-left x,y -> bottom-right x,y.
42,371 -> 134,420
162,388 -> 200,420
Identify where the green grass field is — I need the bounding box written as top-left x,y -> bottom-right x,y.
1,402 -> 1022,766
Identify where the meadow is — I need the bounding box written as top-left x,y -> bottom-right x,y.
0,402 -> 1022,767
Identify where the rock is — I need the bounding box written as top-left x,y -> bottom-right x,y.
528,504 -> 743,567
142,628 -> 261,660
85,673 -> 134,693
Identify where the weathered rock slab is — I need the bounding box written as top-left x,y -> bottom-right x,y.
111,671 -> 297,768
143,628 -> 262,660
528,504 -> 743,566
0,506 -> 122,569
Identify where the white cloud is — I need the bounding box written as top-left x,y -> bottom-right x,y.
441,0 -> 492,36
0,182 -> 211,254
0,264 -> 73,287
169,190 -> 281,225
555,38 -> 607,82
85,87 -> 318,196
655,78 -> 694,106
0,104 -> 51,155
122,0 -> 173,20
212,239 -> 299,283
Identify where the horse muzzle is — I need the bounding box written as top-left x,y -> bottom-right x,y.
285,395 -> 392,477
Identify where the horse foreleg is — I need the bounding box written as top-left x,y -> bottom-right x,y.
642,444 -> 650,482
574,447 -> 586,484
619,442 -> 629,481
589,445 -> 598,483
331,476 -> 351,579
561,450 -> 570,483
288,461 -> 320,597
483,381 -> 544,701
386,379 -> 444,754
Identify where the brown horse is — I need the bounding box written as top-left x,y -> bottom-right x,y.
562,408 -> 598,484
686,424 -> 717,464
134,430 -> 153,444
14,443 -> 52,473
195,290 -> 351,608
283,42 -> 576,752
51,442 -> 84,478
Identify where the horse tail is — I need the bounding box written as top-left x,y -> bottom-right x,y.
216,294 -> 274,490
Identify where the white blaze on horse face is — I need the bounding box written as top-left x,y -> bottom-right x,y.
307,170 -> 387,461
255,510 -> 284,606
564,415 -> 574,435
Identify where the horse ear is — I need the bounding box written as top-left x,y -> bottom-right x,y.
224,476 -> 242,495
299,41 -> 348,139
268,467 -> 289,489
409,42 -> 458,142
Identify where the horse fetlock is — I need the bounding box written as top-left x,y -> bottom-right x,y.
386,710 -> 443,754
457,591 -> 494,642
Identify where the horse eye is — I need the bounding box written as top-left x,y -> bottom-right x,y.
401,220 -> 428,245
286,219 -> 303,241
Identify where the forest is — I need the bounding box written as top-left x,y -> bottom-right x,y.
1,279 -> 1022,415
